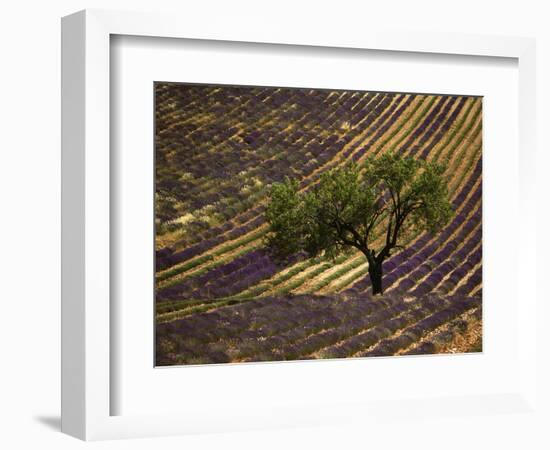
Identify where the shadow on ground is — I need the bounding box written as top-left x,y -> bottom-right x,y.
34,415 -> 61,431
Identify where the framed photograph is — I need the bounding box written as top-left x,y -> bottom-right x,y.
62,9 -> 539,442
153,81 -> 485,368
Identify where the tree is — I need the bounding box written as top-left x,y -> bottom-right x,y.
265,153 -> 453,295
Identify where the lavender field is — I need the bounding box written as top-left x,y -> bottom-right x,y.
154,83 -> 482,366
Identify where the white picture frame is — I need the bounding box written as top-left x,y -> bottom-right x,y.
61,9 -> 540,442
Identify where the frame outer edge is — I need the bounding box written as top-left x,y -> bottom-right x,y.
60,8 -> 539,440
84,9 -> 112,440
517,39 -> 538,409
61,10 -> 87,441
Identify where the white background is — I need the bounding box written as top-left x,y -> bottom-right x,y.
0,0 -> 548,449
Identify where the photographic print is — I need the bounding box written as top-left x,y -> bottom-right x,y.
155,83 -> 482,366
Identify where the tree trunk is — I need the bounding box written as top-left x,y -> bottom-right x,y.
369,262 -> 383,295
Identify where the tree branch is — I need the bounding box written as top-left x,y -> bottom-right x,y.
388,187 -> 398,216
342,222 -> 364,247
385,211 -> 394,249
364,206 -> 386,243
333,219 -> 359,248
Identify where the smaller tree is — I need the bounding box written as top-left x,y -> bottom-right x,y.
265,153 -> 453,295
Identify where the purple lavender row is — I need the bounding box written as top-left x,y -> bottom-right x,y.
157,249 -> 271,298
156,290 -> 479,364
420,245 -> 482,295
408,230 -> 482,296
454,267 -> 482,296
162,97 -> 412,256
171,91 -> 382,200
157,291 -> 403,344
156,215 -> 265,270
157,88 -> 310,198
399,235 -> 480,293
387,95 -> 461,162
157,293 -> 410,363
155,85 -> 272,125
349,95 -> 418,163
262,295 -> 425,361
195,263 -> 278,300
360,296 -> 481,357
324,94 -> 445,168
166,249 -> 300,302
315,295 -> 448,359
168,94 -> 393,219
156,94 -> 395,268
234,295 -> 409,360
158,249 -> 292,301
160,151 -> 479,284
156,89 -> 276,175
160,93 -> 389,251
160,88 -> 358,155
386,220 -> 481,294
159,87 -> 293,143
389,211 -> 481,281
160,170 -> 479,302
345,159 -> 481,294
406,96 -> 460,155
351,95 -> 459,163
396,96 -> 449,154
403,307 -> 480,355
356,203 -> 480,295
158,93 -> 467,271
417,97 -> 469,160
292,94 -> 396,183
305,94 -> 465,204
319,94 -> 399,164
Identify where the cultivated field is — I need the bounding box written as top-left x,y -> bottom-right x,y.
154,83 -> 482,366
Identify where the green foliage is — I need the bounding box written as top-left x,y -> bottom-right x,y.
265,153 -> 453,265
366,153 -> 453,235
264,178 -> 306,259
